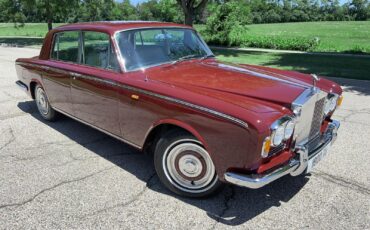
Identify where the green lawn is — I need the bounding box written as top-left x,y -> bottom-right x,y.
213,48 -> 370,81
0,23 -> 64,37
196,21 -> 370,53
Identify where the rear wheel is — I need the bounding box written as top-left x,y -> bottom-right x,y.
35,84 -> 58,121
154,130 -> 223,197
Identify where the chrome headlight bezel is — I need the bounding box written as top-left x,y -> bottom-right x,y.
270,116 -> 295,147
284,119 -> 295,140
324,94 -> 339,116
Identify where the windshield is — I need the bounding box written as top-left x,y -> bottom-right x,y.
115,28 -> 213,71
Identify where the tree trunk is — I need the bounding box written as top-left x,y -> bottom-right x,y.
184,12 -> 194,26
47,19 -> 53,31
45,0 -> 52,31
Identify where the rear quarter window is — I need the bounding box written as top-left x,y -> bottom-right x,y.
51,31 -> 80,63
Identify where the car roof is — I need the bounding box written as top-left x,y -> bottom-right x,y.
54,21 -> 193,34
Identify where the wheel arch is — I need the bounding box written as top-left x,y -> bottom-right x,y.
142,119 -> 208,154
29,79 -> 43,99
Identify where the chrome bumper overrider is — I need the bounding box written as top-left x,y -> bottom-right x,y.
15,80 -> 28,92
224,120 -> 340,189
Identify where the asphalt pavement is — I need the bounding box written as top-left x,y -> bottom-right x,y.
0,47 -> 369,229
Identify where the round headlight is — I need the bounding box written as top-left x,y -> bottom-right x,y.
272,125 -> 285,146
284,120 -> 295,140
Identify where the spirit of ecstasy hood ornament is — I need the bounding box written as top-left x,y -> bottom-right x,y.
311,74 -> 320,91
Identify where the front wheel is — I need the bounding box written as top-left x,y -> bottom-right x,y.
154,130 -> 223,197
35,84 -> 58,121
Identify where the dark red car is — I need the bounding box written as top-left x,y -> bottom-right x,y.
15,21 -> 342,197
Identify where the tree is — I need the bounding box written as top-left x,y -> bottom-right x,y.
205,0 -> 251,45
0,0 -> 27,27
4,0 -> 79,30
137,0 -> 159,21
176,0 -> 208,26
157,0 -> 183,23
115,0 -> 138,20
350,0 -> 369,20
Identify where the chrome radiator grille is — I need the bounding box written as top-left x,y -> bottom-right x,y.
293,89 -> 327,146
308,97 -> 326,139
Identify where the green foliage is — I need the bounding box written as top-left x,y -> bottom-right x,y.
0,0 -> 26,27
0,0 -> 184,26
204,0 -> 319,51
350,0 -> 369,20
0,0 -> 368,26
229,30 -> 320,51
204,1 -> 251,45
205,0 -> 370,24
137,0 -> 182,22
197,21 -> 370,53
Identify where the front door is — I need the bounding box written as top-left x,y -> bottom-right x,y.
42,31 -> 81,115
70,31 -> 121,136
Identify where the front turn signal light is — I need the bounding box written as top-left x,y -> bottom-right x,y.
261,137 -> 271,158
337,95 -> 344,107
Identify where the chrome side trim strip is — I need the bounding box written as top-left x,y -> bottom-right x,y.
16,62 -> 248,128
53,107 -> 142,150
217,63 -> 308,89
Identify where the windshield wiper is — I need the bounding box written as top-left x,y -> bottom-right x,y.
171,54 -> 201,65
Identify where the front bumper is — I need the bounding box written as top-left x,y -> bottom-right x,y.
224,120 -> 340,189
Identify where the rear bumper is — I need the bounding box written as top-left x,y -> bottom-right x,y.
224,120 -> 340,189
15,80 -> 28,92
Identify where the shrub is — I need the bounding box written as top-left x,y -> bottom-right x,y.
202,25 -> 320,51
228,28 -> 320,51
203,1 -> 320,51
204,1 -> 251,45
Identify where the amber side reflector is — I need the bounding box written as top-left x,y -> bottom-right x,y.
337,95 -> 344,107
131,94 -> 139,100
261,137 -> 271,158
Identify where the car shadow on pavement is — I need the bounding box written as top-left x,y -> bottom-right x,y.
18,100 -> 309,226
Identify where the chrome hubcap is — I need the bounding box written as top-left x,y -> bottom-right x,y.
179,155 -> 203,178
163,140 -> 217,193
36,87 -> 49,115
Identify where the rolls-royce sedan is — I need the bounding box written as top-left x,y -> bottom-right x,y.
15,21 -> 343,197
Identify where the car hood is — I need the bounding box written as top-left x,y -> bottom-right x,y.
145,59 -> 338,113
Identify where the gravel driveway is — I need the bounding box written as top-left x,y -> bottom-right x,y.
0,47 -> 369,229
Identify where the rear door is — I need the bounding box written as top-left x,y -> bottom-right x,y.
70,31 -> 122,136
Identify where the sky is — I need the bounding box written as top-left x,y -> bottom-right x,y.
115,0 -> 144,5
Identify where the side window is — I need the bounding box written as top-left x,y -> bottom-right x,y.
51,31 -> 80,63
141,29 -> 163,45
135,32 -> 143,46
82,31 -> 119,71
